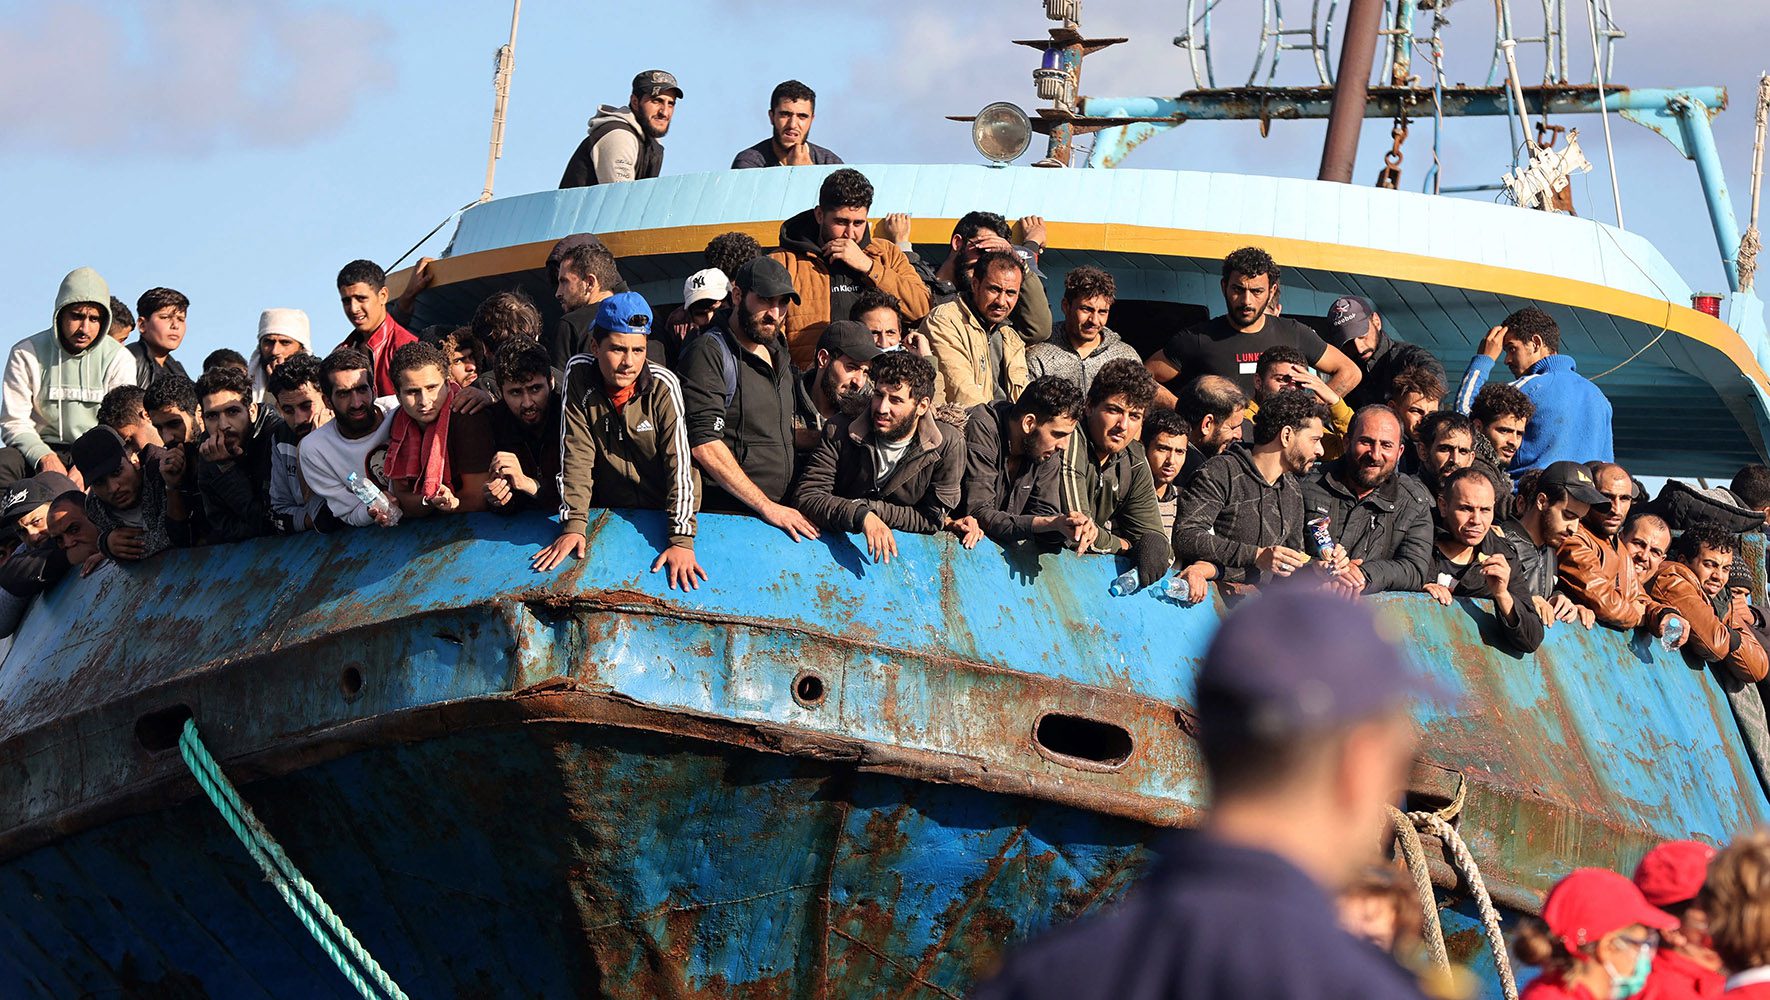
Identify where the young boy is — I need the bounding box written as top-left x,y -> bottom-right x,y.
384,342 -> 494,516
1141,407 -> 1190,533
129,287 -> 192,388
71,426 -> 192,561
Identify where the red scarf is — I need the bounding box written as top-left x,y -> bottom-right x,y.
385,382 -> 455,500
365,315 -> 417,398
606,379 -> 637,412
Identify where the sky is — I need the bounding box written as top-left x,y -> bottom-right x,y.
1,0 -> 1766,364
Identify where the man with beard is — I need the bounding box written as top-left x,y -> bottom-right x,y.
335,259 -> 417,398
731,80 -> 843,169
265,354 -> 336,533
1246,345 -> 1353,459
97,386 -> 161,456
484,341 -> 561,515
1175,389 -> 1324,592
145,374 -> 202,450
769,168 -> 929,369
1558,461 -> 1676,637
1501,461 -> 1608,629
1327,295 -> 1445,411
928,250 -> 1031,408
1424,468 -> 1543,654
1620,512 -> 1672,582
793,351 -> 964,564
1469,382 -> 1533,494
249,308 -> 310,406
1146,247 -> 1362,407
1301,406 -> 1432,595
1413,411 -> 1478,499
127,287 -> 192,390
1173,375 -> 1246,487
192,365 -> 274,541
0,267 -> 136,489
560,70 -> 679,188
793,321 -> 881,461
681,258 -> 819,540
73,424 -> 192,562
890,210 -> 1053,347
1648,525 -> 1767,683
534,293 -> 705,589
47,489 -> 103,576
300,349 -> 400,529
1024,267 -> 1142,396
1453,306 -> 1613,474
951,375 -> 1093,550
550,242 -> 620,369
1061,359 -> 1167,557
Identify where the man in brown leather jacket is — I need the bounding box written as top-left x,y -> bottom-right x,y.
1647,524 -> 1768,684
1557,463 -> 1681,640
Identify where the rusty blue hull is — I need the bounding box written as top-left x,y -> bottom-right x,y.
0,509 -> 1765,997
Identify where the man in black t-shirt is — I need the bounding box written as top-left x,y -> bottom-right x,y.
1146,246 -> 1361,407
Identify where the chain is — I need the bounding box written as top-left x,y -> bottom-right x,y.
1377,113 -> 1411,189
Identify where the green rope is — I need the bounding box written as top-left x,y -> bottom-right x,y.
178,718 -> 411,1000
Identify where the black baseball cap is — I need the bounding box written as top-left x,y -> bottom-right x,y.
817,320 -> 884,363
0,474 -> 65,524
632,70 -> 683,99
71,426 -> 129,484
1329,295 -> 1376,342
733,257 -> 800,304
1539,461 -> 1609,506
1196,583 -> 1445,741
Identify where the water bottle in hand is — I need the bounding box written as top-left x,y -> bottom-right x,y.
1660,615 -> 1685,652
346,472 -> 401,527
1151,574 -> 1193,605
1108,569 -> 1140,597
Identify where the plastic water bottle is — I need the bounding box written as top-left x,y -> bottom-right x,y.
1151,574 -> 1193,605
1660,615 -> 1686,652
346,472 -> 401,527
1108,569 -> 1140,597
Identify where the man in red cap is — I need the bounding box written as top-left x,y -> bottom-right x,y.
1517,868 -> 1680,999
1634,841 -> 1725,999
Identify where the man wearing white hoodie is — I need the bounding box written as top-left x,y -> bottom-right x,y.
558,70 -> 681,188
0,267 -> 137,489
249,307 -> 311,406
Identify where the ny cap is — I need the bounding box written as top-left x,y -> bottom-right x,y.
817,320 -> 883,364
683,268 -> 731,308
632,69 -> 683,99
1329,295 -> 1376,341
1539,461 -> 1609,506
1195,583 -> 1446,742
733,257 -> 800,304
1633,840 -> 1716,908
593,291 -> 653,336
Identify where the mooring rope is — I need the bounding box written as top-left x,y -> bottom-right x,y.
178,718 -> 410,1000
1388,805 -> 1452,970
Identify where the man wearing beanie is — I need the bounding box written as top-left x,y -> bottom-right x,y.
251,308 -> 311,406
1634,840 -> 1725,999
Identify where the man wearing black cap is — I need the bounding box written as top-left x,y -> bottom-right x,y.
681,257 -> 820,541
976,586 -> 1432,1000
0,473 -> 77,638
71,425 -> 192,562
1329,294 -> 1446,411
793,320 -> 880,458
1503,460 -> 1609,628
560,70 -> 680,188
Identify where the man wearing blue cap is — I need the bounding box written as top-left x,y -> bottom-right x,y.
975,585 -> 1431,1000
535,292 -> 706,591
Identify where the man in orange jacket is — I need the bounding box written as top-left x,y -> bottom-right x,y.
1647,523 -> 1768,684
769,168 -> 930,370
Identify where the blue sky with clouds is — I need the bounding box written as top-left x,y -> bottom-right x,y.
1,0 -> 1764,363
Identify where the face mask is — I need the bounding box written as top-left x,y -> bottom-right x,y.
1604,945 -> 1653,999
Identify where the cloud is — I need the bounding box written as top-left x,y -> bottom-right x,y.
0,0 -> 393,155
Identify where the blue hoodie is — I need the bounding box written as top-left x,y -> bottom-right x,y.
1454,353 -> 1613,475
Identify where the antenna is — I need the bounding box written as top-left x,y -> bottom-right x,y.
479,0 -> 523,204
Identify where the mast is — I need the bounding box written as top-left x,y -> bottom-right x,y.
1317,0 -> 1387,182
479,0 -> 523,204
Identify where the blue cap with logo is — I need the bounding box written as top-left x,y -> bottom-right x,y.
593,292 -> 653,336
1196,583 -> 1445,740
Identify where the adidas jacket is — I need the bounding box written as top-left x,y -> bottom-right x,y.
558,358 -> 700,548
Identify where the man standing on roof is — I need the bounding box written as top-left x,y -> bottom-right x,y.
769,168 -> 930,370
1327,295 -> 1446,411
559,70 -> 680,188
731,80 -> 843,169
1453,306 -> 1613,475
975,587 -> 1433,1000
1145,247 -> 1362,408
0,267 -> 137,490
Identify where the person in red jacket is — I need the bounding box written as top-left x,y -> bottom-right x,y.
1514,868 -> 1678,999
1634,840 -> 1725,999
335,259 -> 417,398
1702,829 -> 1770,996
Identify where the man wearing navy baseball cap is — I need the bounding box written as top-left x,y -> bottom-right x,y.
1330,294 -> 1446,411
976,585 -> 1436,1000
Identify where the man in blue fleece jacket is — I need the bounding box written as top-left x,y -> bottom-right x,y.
1452,305 -> 1612,476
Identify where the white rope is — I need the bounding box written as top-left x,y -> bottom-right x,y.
1409,811 -> 1520,1000
1388,806 -> 1452,970
1740,74 -> 1769,291
1584,0 -> 1624,229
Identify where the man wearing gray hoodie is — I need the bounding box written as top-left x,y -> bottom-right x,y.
559,70 -> 681,188
0,267 -> 137,489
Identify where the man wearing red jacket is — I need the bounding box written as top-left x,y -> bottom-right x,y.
335,259 -> 416,398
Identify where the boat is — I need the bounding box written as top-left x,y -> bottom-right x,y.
3,2 -> 1768,997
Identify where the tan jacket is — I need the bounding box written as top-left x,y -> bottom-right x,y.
1556,523 -> 1654,630
769,211 -> 931,371
926,296 -> 1029,409
558,359 -> 700,548
1647,561 -> 1769,683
